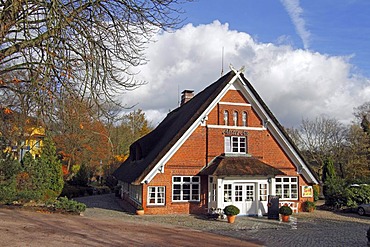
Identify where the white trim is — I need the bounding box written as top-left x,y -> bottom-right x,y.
235,74 -> 319,184
219,102 -> 251,106
141,73 -> 240,184
207,124 -> 266,131
141,71 -> 318,185
172,176 -> 201,202
147,186 -> 165,206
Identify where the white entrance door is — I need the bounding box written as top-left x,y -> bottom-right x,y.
233,183 -> 257,215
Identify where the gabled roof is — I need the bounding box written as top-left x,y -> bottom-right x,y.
113,70 -> 319,185
113,71 -> 236,184
199,156 -> 285,177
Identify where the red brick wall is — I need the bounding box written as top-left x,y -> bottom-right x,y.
143,89 -> 311,214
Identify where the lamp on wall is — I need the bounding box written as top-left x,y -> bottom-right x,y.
267,177 -> 272,183
297,165 -> 303,174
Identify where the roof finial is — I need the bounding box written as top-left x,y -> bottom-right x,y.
229,64 -> 245,75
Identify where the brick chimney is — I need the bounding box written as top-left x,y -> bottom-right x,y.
180,90 -> 194,106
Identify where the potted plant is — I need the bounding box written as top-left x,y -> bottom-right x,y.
302,200 -> 316,212
136,205 -> 144,215
279,205 -> 292,222
223,205 -> 240,223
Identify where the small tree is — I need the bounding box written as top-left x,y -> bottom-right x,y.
0,156 -> 20,203
71,164 -> 89,187
322,158 -> 336,197
38,137 -> 64,201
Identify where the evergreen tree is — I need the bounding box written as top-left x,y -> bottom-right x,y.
322,157 -> 336,183
39,137 -> 64,201
322,157 -> 337,197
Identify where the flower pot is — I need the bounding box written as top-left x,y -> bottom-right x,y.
136,209 -> 144,215
227,215 -> 236,223
281,215 -> 290,222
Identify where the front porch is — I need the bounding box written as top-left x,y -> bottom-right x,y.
200,156 -> 300,216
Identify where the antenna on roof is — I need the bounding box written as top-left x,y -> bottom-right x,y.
177,84 -> 180,107
221,46 -> 224,76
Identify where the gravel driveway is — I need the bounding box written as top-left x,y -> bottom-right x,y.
0,194 -> 368,247
76,194 -> 370,247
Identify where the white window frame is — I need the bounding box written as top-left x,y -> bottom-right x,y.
147,186 -> 165,205
242,111 -> 247,127
275,177 -> 298,200
172,176 -> 200,202
224,184 -> 232,202
224,110 -> 229,126
259,183 -> 268,201
224,136 -> 247,154
233,111 -> 238,126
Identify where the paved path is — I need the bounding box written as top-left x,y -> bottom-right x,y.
76,194 -> 370,247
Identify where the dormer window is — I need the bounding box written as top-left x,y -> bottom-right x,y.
130,143 -> 142,161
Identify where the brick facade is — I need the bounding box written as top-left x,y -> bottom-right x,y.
143,89 -> 312,215
115,71 -> 318,215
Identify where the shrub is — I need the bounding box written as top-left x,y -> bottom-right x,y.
223,205 -> 240,216
346,185 -> 370,207
54,196 -> 86,214
71,164 -> 89,187
313,184 -> 320,201
324,177 -> 370,209
302,201 -> 316,212
279,205 -> 293,216
324,177 -> 347,208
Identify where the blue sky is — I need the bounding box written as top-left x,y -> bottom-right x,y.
181,0 -> 370,76
123,0 -> 370,128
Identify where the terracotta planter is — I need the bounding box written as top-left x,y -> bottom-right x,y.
227,215 -> 236,223
281,215 -> 290,222
136,210 -> 144,215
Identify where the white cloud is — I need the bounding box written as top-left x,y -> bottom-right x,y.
280,0 -> 311,49
121,21 -> 370,128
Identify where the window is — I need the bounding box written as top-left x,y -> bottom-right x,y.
224,136 -> 247,153
242,111 -> 247,127
148,186 -> 165,205
129,184 -> 142,203
275,177 -> 298,199
209,178 -> 217,202
233,111 -> 238,126
234,185 -> 243,202
172,176 -> 200,202
259,184 -> 267,201
224,184 -> 232,202
223,110 -> 229,125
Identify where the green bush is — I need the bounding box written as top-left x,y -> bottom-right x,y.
60,183 -> 89,198
223,205 -> 240,216
324,176 -> 370,208
279,205 -> 293,216
345,185 -> 370,207
0,138 -> 64,205
313,184 -> 320,201
302,201 -> 316,212
54,196 -> 86,214
71,164 -> 89,187
324,177 -> 347,208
